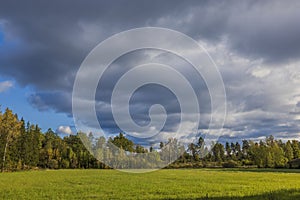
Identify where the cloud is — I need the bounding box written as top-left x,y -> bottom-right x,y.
27,91 -> 72,114
155,1 -> 300,64
0,1 -> 300,143
0,1 -> 299,93
249,66 -> 271,78
0,80 -> 13,93
56,125 -> 73,135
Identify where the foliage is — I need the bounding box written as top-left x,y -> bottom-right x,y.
0,107 -> 300,171
222,160 -> 239,168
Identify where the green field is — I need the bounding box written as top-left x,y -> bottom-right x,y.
1,169 -> 300,200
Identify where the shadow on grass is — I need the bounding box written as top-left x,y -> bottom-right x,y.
162,188 -> 300,200
204,168 -> 300,174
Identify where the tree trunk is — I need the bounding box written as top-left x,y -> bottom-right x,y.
1,133 -> 10,172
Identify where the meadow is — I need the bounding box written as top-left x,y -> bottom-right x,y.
1,169 -> 300,199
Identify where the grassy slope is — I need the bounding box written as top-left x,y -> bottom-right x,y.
1,169 -> 300,199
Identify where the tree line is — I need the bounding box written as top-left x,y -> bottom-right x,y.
1,107 -> 300,171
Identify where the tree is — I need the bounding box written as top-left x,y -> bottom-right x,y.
159,142 -> 164,149
285,140 -> 294,161
291,140 -> 300,159
0,108 -> 21,172
242,140 -> 250,159
188,143 -> 198,161
235,142 -> 242,159
212,143 -> 225,162
272,142 -> 287,168
266,135 -> 275,146
225,142 -> 231,158
3,106 -> 300,170
135,145 -> 147,153
18,118 -> 26,169
109,133 -> 134,152
266,151 -> 275,168
197,137 -> 206,158
149,146 -> 153,152
230,142 -> 236,160
248,141 -> 267,168
93,136 -> 106,168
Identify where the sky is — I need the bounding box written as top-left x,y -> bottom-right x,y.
0,0 -> 300,144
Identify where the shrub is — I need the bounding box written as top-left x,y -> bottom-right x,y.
222,160 -> 239,168
48,159 -> 59,169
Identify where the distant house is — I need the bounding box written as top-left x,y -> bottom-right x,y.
289,158 -> 300,168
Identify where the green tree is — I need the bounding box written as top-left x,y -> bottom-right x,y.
225,142 -> 231,159
291,140 -> 300,159
109,133 -> 134,152
272,142 -> 287,168
0,108 -> 21,172
212,143 -> 225,162
285,140 -> 294,161
188,143 -> 198,161
235,142 -> 242,159
242,140 -> 250,159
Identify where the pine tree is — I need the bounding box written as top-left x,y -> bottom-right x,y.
242,140 -> 250,159
225,142 -> 231,159
291,140 -> 300,159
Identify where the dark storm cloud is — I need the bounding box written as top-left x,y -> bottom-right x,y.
1,0 -> 299,91
154,0 -> 300,64
0,0 -> 300,140
0,0 -> 201,90
28,91 -> 72,114
92,50 -> 212,134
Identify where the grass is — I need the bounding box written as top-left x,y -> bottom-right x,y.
1,169 -> 300,199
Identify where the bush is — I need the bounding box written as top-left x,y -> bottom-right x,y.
48,159 -> 59,169
61,159 -> 70,169
222,160 -> 239,168
242,159 -> 254,166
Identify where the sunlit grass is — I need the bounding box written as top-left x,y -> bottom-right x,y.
1,169 -> 300,199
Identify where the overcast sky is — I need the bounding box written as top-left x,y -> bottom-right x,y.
0,0 -> 300,144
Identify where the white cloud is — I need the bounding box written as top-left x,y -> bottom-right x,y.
0,81 -> 13,93
249,66 -> 271,78
56,125 -> 73,135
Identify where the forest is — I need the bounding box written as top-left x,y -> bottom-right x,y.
1,107 -> 300,172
